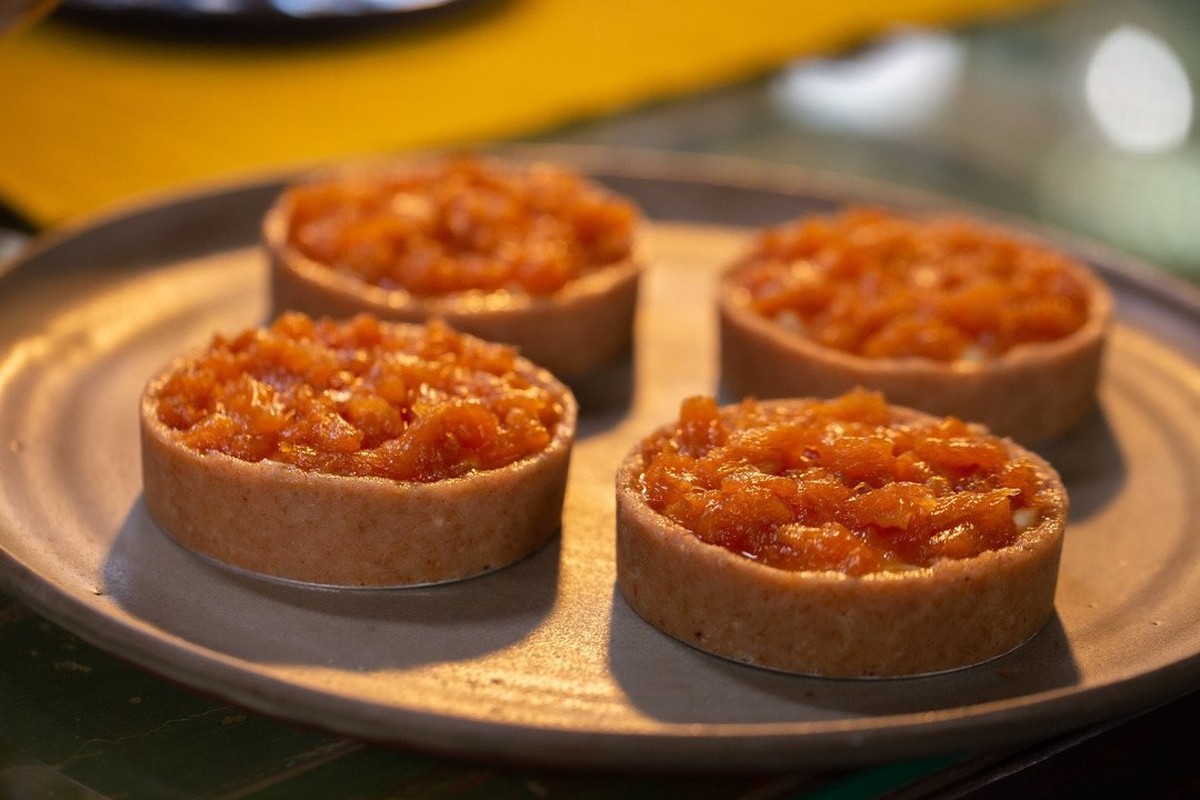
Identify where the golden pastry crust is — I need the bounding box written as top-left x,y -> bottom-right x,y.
718,210 -> 1114,443
140,318 -> 577,587
265,156 -> 643,379
615,398 -> 1068,678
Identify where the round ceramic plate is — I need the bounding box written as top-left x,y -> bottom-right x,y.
2,147 -> 1199,771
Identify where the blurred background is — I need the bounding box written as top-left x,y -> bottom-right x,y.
549,0 -> 1200,282
2,0 -> 1199,283
2,2 -> 1199,796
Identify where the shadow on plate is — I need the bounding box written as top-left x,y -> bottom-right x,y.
606,585 -> 1080,726
101,496 -> 560,670
1033,402 -> 1126,523
567,348 -> 636,439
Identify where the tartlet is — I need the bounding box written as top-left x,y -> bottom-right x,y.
615,389 -> 1068,678
140,312 -> 577,587
718,207 -> 1113,442
265,154 -> 643,378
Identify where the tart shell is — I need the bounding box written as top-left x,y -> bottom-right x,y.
615,402 -> 1068,678
718,244 -> 1114,444
264,170 -> 643,380
140,350 -> 577,588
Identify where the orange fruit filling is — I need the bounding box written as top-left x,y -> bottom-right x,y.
284,155 -> 638,297
635,389 -> 1050,575
150,313 -> 566,482
731,207 -> 1091,361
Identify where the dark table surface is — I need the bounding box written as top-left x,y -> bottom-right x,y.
3,0 -> 1200,796
3,594 -> 1198,798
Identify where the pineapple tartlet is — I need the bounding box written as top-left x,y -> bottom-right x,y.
616,389 -> 1068,677
266,154 -> 643,378
141,313 -> 576,587
719,207 -> 1113,442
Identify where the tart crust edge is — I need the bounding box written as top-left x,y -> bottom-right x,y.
140,355 -> 577,588
614,404 -> 1068,678
263,190 -> 643,379
717,257 -> 1114,444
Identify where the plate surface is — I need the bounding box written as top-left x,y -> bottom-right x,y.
2,148 -> 1200,770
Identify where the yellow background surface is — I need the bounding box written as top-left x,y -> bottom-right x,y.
0,0 -> 1050,227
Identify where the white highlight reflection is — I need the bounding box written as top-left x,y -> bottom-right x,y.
1084,25 -> 1192,154
771,31 -> 965,136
